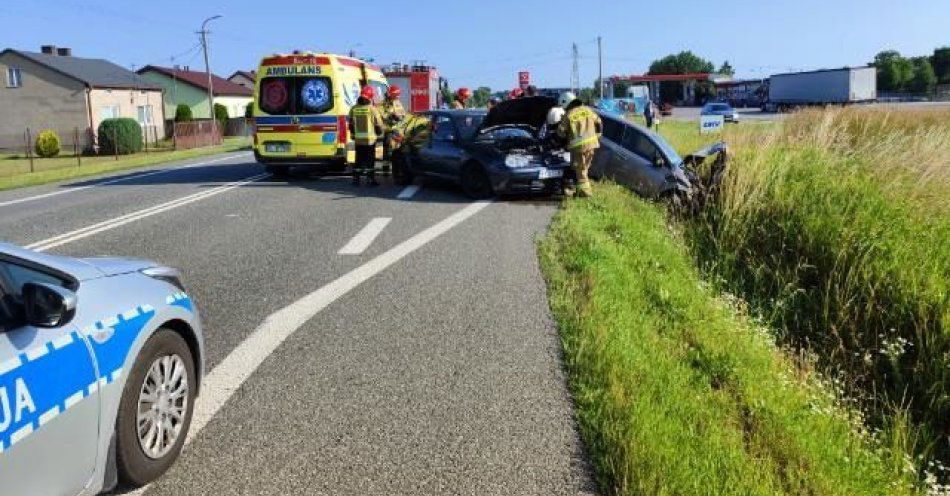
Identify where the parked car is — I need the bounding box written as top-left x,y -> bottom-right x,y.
391,96 -> 571,198
701,102 -> 739,122
0,243 -> 203,495
591,111 -> 726,207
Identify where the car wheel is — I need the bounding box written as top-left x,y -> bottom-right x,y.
461,162 -> 494,199
115,329 -> 196,487
391,151 -> 414,186
266,165 -> 290,177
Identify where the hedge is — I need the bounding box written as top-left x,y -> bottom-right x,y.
98,118 -> 143,155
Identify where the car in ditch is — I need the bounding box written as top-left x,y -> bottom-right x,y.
390,96 -> 571,198
590,111 -> 727,208
0,243 -> 203,495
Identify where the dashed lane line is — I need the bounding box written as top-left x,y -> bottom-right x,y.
396,185 -> 420,199
338,217 -> 392,255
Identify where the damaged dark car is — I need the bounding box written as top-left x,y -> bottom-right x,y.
391,96 -> 570,198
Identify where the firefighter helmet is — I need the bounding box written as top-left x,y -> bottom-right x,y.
360,85 -> 376,100
387,86 -> 401,98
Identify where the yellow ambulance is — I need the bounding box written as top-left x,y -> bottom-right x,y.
252,52 -> 389,175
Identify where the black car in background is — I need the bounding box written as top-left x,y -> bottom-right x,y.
391,97 -> 570,198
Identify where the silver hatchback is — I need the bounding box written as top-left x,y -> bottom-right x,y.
0,243 -> 204,495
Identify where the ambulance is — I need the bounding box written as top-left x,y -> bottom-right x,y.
252,52 -> 389,175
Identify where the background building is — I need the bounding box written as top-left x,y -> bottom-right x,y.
137,65 -> 252,120
0,45 -> 165,148
227,70 -> 256,91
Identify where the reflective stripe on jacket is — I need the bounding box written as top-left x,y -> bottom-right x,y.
380,99 -> 406,130
558,105 -> 602,152
349,104 -> 383,145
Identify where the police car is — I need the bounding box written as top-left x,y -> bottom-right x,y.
0,243 -> 203,495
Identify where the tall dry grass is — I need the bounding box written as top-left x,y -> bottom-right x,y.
677,107 -> 950,480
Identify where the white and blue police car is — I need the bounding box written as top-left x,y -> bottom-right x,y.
0,242 -> 204,495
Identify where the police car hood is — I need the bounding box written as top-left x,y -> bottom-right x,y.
78,257 -> 157,278
477,96 -> 557,135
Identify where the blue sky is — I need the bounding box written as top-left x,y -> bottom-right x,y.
3,0 -> 947,90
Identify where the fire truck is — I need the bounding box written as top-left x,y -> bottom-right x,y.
383,63 -> 441,112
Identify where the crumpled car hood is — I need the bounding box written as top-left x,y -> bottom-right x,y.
477,96 -> 557,134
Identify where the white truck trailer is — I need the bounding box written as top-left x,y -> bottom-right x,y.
763,66 -> 877,112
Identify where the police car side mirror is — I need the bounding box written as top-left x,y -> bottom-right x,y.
21,282 -> 77,328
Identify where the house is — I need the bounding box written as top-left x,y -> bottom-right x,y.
228,70 -> 256,90
137,65 -> 252,120
0,45 -> 165,148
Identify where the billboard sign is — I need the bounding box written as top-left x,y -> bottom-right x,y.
518,71 -> 530,89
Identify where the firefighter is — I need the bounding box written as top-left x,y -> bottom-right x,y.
348,85 -> 385,186
452,87 -> 471,109
509,87 -> 524,100
556,92 -> 602,198
380,85 -> 406,173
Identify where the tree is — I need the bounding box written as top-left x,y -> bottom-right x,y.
907,56 -> 937,94
932,46 -> 950,84
245,102 -> 254,118
471,87 -> 492,108
718,61 -> 735,76
648,51 -> 716,104
872,51 -> 913,92
648,51 -> 715,75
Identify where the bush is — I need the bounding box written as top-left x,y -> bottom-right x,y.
174,104 -> 193,122
97,118 -> 143,155
34,130 -> 60,158
245,102 -> 254,118
213,103 -> 229,131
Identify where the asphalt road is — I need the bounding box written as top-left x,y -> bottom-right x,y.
0,153 -> 597,495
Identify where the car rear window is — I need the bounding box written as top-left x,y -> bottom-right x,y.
259,76 -> 333,115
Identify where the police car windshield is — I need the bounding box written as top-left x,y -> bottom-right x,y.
452,114 -> 486,141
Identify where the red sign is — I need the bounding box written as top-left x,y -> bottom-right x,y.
410,72 -> 430,112
518,71 -> 530,89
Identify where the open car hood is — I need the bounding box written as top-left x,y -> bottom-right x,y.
476,96 -> 557,135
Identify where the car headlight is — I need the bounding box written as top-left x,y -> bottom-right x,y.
504,154 -> 531,168
141,266 -> 186,291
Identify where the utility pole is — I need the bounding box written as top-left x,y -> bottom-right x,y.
597,36 -> 604,99
199,15 -> 222,121
571,43 -> 580,94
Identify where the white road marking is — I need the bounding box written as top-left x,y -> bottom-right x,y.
127,199 -> 492,496
396,185 -> 420,199
25,173 -> 269,252
0,153 -> 248,208
338,217 -> 392,255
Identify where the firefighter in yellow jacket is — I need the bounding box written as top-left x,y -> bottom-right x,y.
348,85 -> 385,186
380,86 -> 406,173
556,92 -> 602,197
451,87 -> 471,109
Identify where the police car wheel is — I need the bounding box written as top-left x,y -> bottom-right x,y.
115,329 -> 196,487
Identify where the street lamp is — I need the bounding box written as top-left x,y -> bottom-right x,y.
199,15 -> 222,126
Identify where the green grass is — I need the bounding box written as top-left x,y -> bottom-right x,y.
0,137 -> 251,191
538,183 -> 919,495
655,108 -> 950,483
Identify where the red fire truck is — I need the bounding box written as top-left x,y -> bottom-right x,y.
383,63 -> 441,112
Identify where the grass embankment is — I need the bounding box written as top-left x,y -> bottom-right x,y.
658,108 -> 949,483
539,184 -> 917,495
0,137 -> 251,191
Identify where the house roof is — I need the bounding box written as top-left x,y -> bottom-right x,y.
138,65 -> 252,97
229,70 -> 256,82
1,49 -> 162,90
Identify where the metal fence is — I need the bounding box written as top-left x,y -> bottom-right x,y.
0,125 -> 170,176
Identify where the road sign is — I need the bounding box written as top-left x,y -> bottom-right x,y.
518,71 -> 530,89
700,114 -> 724,134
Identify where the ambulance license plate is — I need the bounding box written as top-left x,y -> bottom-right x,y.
265,143 -> 290,153
538,168 -> 563,180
